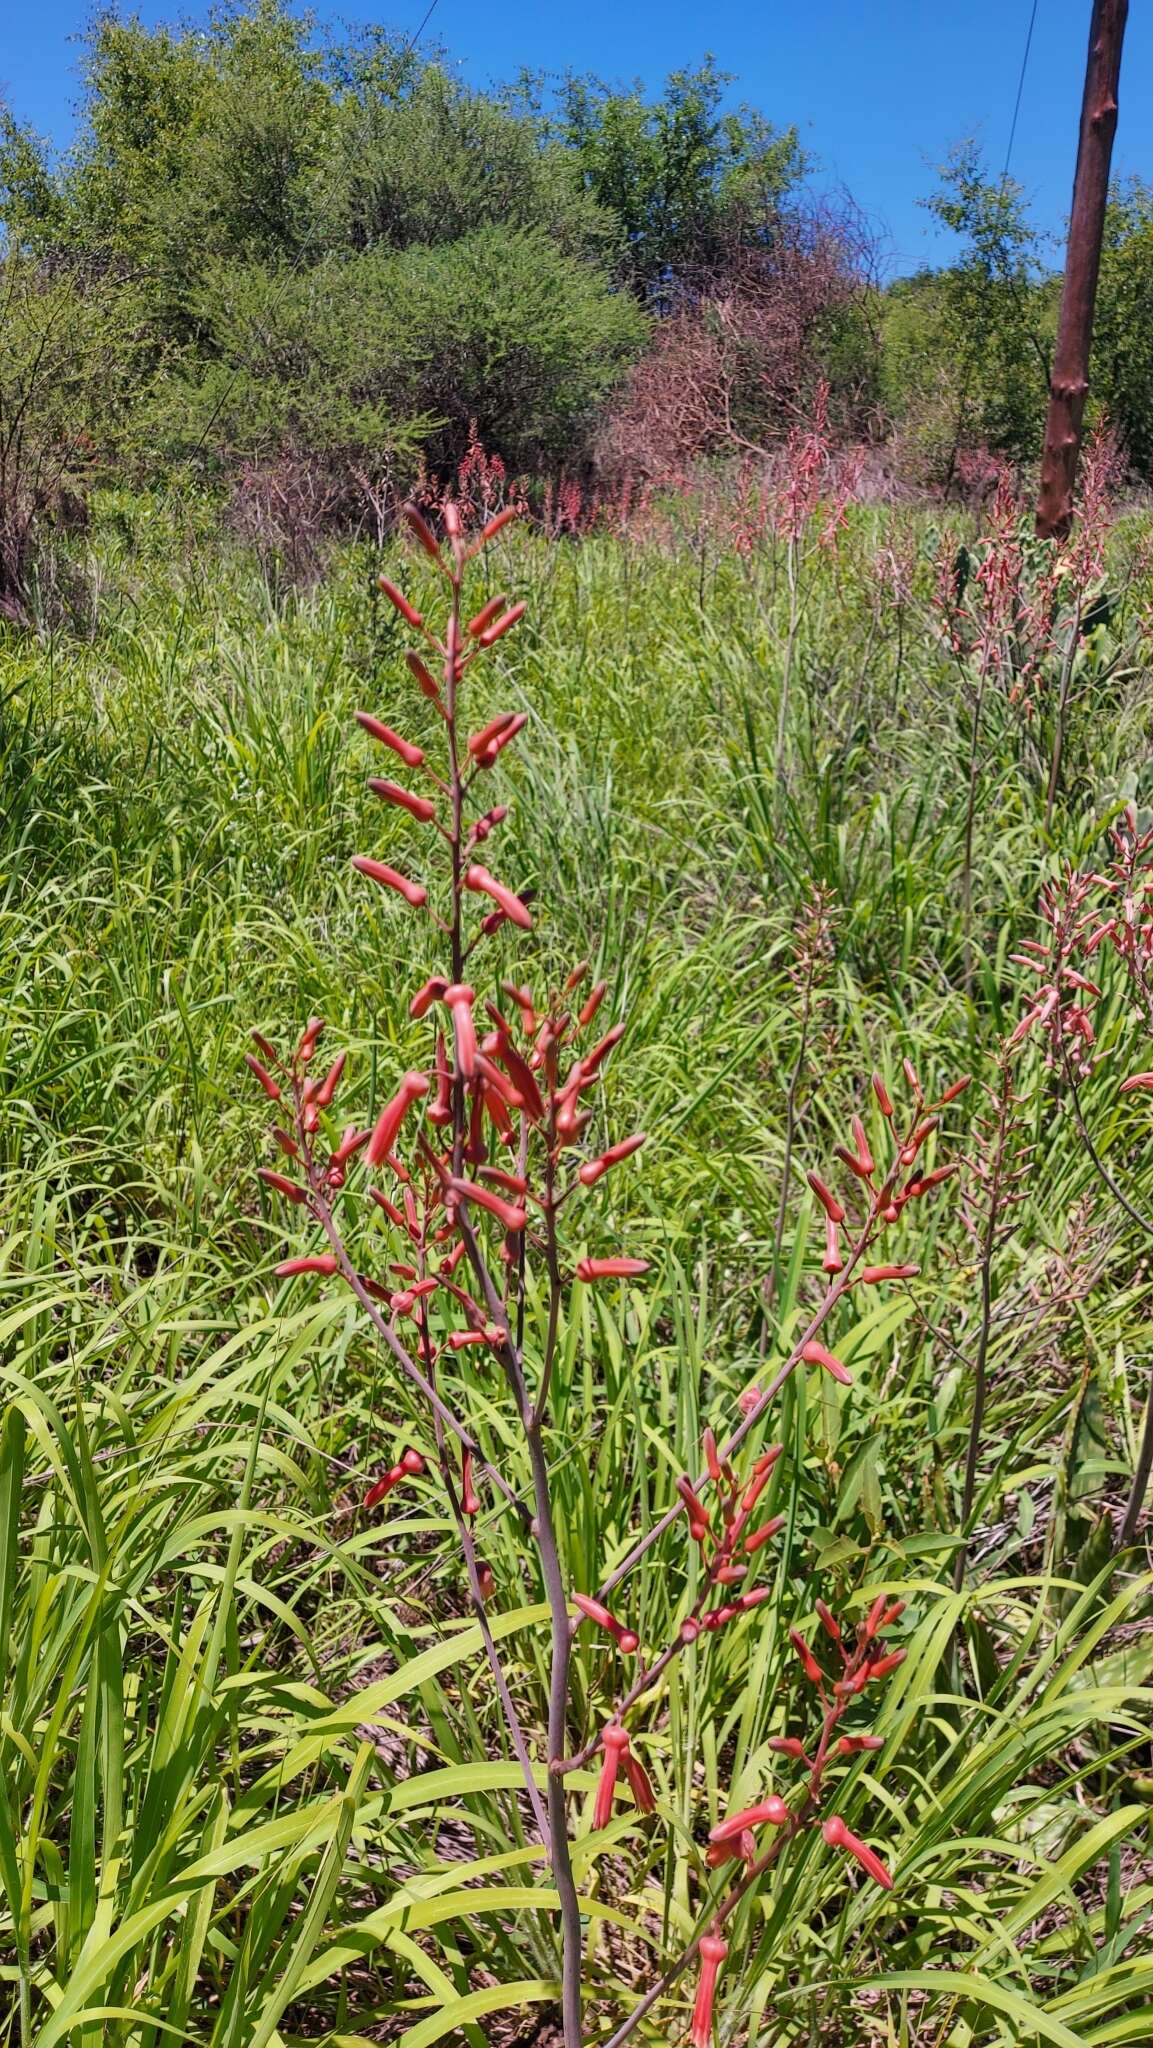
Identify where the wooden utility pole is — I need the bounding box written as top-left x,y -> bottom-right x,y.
1035,0 -> 1128,539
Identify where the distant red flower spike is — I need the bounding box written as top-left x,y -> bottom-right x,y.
690,1935 -> 728,2048
789,1627 -> 825,1685
822,1814 -> 892,1890
315,1050 -> 346,1109
467,593 -> 511,637
365,1070 -> 429,1167
578,1132 -> 647,1185
709,1795 -> 789,1844
477,601 -> 526,647
351,856 -> 428,909
464,864 -> 532,930
576,1256 -> 649,1282
802,1339 -> 852,1386
448,1177 -> 527,1232
823,1216 -> 843,1273
368,777 -> 437,824
405,650 -> 441,701
806,1172 -> 845,1223
594,1723 -> 631,1829
275,1255 -> 339,1277
872,1071 -> 894,1117
401,502 -> 443,561
245,1052 -> 281,1100
472,505 -> 519,548
355,712 -> 425,769
1120,1071 -> 1153,1092
377,576 -> 422,628
258,1169 -> 306,1204
859,1264 -> 920,1283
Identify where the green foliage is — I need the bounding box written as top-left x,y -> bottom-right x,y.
549,56 -> 806,297
2,502 -> 1153,2036
1096,178 -> 1153,480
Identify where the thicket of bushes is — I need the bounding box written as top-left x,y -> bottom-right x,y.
2,0 -> 1153,604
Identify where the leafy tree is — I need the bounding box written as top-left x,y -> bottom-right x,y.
1094,178 -> 1153,480
547,58 -> 805,300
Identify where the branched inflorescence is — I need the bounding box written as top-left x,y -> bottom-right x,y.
247,504 -> 968,2047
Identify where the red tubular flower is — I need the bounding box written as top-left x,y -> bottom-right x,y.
578,1132 -> 647,1186
377,576 -> 422,627
822,1814 -> 893,1890
428,1034 -> 452,1127
402,502 -> 443,561
314,1051 -> 346,1110
676,1475 -> 712,1542
275,1254 -> 338,1277
850,1115 -> 875,1174
866,1648 -> 907,1681
836,1734 -> 884,1755
737,1586 -> 773,1611
245,1053 -> 281,1100
743,1514 -> 785,1554
690,1934 -> 728,2048
1120,1071 -> 1153,1092
467,711 -> 519,759
859,1264 -> 920,1284
464,864 -> 532,930
872,1071 -> 894,1118
257,1169 -> 306,1204
594,1724 -> 631,1829
578,980 -> 607,1029
823,1216 -> 843,1273
709,1795 -> 789,1843
351,856 -> 427,909
473,505 -> 518,548
297,1017 -> 325,1061
365,1071 -> 429,1168
355,712 -> 424,769
405,651 -> 441,701
789,1628 -> 825,1685
801,1339 -> 852,1386
806,1172 -> 845,1223
365,1450 -> 423,1509
623,1748 -> 656,1813
575,1256 -> 650,1282
863,1593 -> 888,1637
252,1030 -> 279,1065
582,1021 -> 626,1074
572,1592 -> 639,1655
475,712 -> 527,766
440,983 -> 478,1079
939,1074 -> 972,1104
815,1599 -> 842,1646
476,1561 -> 496,1600
768,1736 -> 809,1760
703,1427 -> 723,1483
461,1448 -> 481,1517
476,600 -> 526,646
835,1144 -> 874,1182
448,1176 -> 527,1232
446,1329 -> 490,1351
368,777 -> 437,824
467,594 -> 510,638
411,976 -> 449,1021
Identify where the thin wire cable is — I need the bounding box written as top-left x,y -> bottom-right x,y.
186,0 -> 445,465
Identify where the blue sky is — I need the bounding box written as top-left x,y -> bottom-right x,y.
3,3 -> 1151,274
